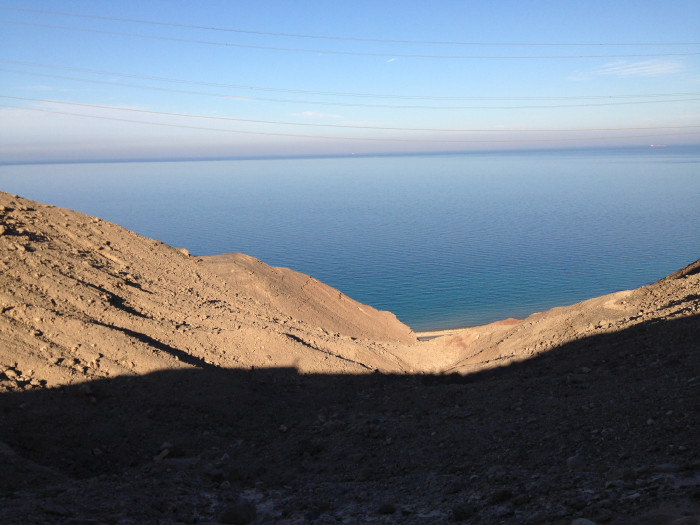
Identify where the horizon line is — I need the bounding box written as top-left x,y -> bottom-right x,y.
2,143 -> 699,167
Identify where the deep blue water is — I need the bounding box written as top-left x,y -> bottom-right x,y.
1,147 -> 699,331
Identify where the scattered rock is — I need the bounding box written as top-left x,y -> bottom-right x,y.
655,463 -> 682,473
377,502 -> 396,515
451,502 -> 475,521
567,455 -> 588,471
670,517 -> 700,525
0,193 -> 698,524
217,500 -> 257,524
489,489 -> 513,504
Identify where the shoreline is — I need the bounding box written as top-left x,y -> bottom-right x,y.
415,316 -> 521,341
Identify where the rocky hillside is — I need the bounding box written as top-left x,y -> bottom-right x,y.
0,191 -> 698,524
0,191 -> 416,392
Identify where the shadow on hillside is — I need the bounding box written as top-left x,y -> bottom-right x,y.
1,315 -> 698,502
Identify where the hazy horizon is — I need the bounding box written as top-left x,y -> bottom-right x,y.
1,1 -> 699,164
2,150 -> 698,330
2,143 -> 700,167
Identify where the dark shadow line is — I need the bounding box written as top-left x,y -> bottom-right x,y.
90,320 -> 214,369
76,280 -> 149,318
284,332 -> 373,370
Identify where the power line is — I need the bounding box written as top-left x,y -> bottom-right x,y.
1,6 -> 698,47
3,96 -> 699,134
4,104 -> 698,144
3,20 -> 700,59
3,59 -> 697,102
4,71 -> 699,111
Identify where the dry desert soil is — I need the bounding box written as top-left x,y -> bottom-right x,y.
0,191 -> 698,524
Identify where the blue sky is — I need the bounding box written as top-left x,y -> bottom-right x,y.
1,0 -> 699,162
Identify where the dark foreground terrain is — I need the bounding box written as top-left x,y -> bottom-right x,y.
2,314 -> 698,524
1,193 -> 698,523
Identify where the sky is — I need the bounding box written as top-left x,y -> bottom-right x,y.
1,0 -> 699,163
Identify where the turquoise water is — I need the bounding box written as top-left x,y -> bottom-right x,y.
1,147 -> 699,331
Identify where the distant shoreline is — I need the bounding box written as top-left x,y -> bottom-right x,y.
416,317 -> 521,340
2,143 -> 699,167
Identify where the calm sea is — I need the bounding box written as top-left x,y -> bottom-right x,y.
1,147 -> 699,331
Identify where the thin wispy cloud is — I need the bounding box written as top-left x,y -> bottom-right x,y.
291,111 -> 342,119
22,84 -> 77,93
223,95 -> 252,101
591,59 -> 684,78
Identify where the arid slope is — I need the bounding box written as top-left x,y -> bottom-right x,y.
408,259 -> 700,374
0,191 -> 415,392
0,191 -> 698,524
201,252 -> 415,344
1,190 -> 698,388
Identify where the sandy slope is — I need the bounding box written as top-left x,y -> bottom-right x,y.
410,260 -> 700,375
0,190 -> 698,524
2,190 -> 697,387
201,252 -> 415,344
0,191 -> 416,390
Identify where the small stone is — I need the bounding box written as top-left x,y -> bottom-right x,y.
451,502 -> 475,521
655,463 -> 681,473
217,500 -> 257,524
489,489 -> 513,504
605,480 -> 625,490
567,455 -> 587,471
647,418 -> 655,425
3,369 -> 18,379
31,329 -> 42,337
670,517 -> 700,525
605,468 -> 635,481
153,449 -> 169,462
42,503 -> 71,517
279,424 -> 288,433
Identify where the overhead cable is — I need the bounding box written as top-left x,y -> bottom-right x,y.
3,96 -> 700,134
3,104 -> 698,144
4,72 -> 698,111
2,20 -> 699,59
2,60 -> 697,102
1,6 -> 698,47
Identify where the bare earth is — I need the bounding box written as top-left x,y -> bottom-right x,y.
0,191 -> 698,524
